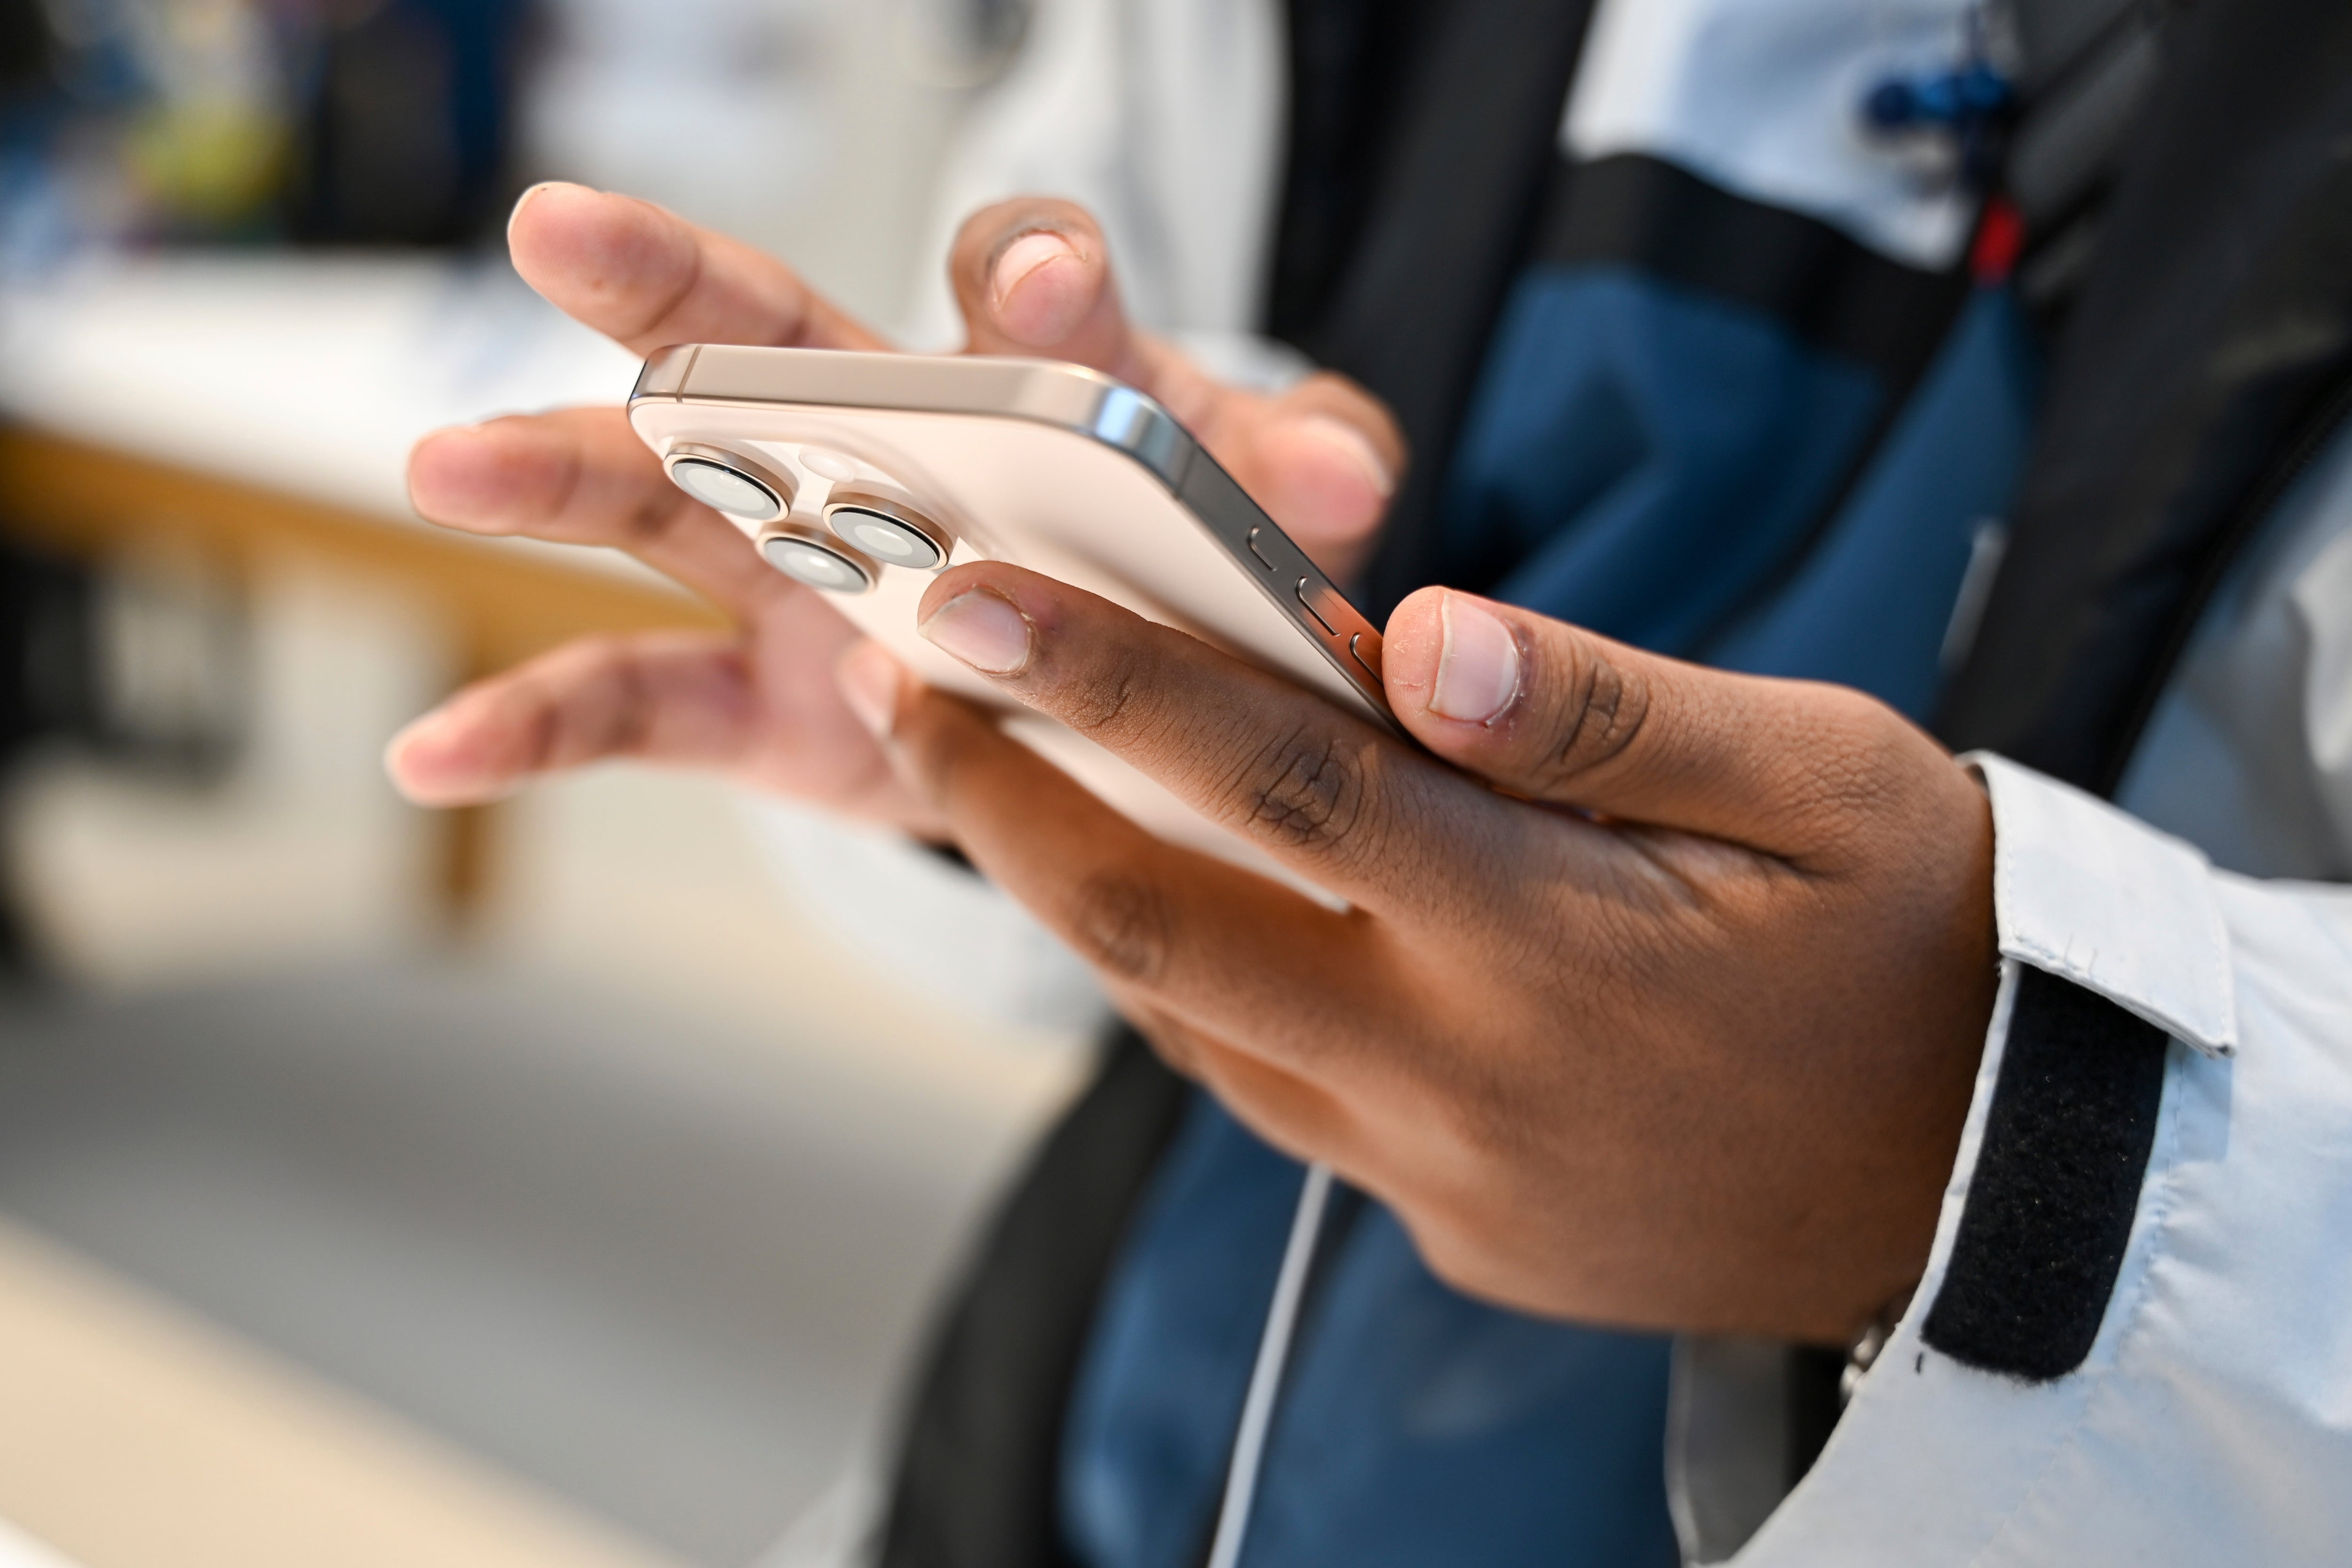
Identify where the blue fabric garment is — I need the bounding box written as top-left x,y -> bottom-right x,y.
1060,1099 -> 1307,1568
1061,1098 -> 1680,1568
1059,267 -> 2041,1568
1700,287 -> 2041,715
1442,265 -> 1885,656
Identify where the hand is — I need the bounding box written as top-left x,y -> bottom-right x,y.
833,568 -> 1999,1342
387,187 -> 1402,826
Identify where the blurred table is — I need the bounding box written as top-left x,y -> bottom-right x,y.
0,255 -> 725,924
0,1218 -> 684,1568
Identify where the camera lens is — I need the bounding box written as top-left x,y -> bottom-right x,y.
761,533 -> 875,594
668,454 -> 785,522
832,506 -> 945,570
825,494 -> 951,572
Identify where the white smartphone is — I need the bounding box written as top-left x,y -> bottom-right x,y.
627,344 -> 1394,892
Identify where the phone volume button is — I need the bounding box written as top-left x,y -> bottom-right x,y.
1295,577 -> 1338,637
1350,631 -> 1384,681
1247,526 -> 1279,572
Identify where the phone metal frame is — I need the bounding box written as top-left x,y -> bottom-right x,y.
629,344 -> 1396,727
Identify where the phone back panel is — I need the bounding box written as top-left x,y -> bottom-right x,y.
628,346 -> 1391,890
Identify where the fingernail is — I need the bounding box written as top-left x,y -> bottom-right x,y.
506,181 -> 559,236
384,710 -> 453,776
383,710 -> 503,804
992,230 -> 1078,307
1431,593 -> 1520,724
834,640 -> 902,740
919,589 -> 1033,675
1298,415 -> 1395,498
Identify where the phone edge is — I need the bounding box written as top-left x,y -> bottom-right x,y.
630,344 -> 1398,732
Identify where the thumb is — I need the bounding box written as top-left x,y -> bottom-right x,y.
1380,588 -> 1945,859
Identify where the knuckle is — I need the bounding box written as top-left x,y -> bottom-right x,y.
1063,870 -> 1176,984
618,481 -> 698,549
567,638 -> 654,759
510,432 -> 588,534
514,697 -> 561,773
598,674 -> 657,758
888,688 -> 982,795
1234,726 -> 1372,856
619,229 -> 707,343
1052,640 -> 1148,739
1526,638 -> 1654,790
1791,688 -> 1921,817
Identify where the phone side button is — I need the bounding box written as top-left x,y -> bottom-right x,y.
1247,525 -> 1279,572
1350,630 -> 1384,682
1295,577 -> 1338,637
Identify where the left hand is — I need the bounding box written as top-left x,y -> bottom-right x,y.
388,188 -> 1398,819
832,565 -> 1999,1344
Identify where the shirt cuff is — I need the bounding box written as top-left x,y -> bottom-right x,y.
1728,755 -> 2253,1565
1969,751 -> 2236,1056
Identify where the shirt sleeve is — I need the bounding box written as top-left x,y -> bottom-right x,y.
1732,753 -> 2352,1566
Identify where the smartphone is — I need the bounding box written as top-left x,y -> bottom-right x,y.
627,344 -> 1394,893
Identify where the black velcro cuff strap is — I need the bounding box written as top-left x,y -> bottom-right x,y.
1921,965 -> 2169,1382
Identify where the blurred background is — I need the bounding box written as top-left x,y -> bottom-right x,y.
0,4 -> 1104,1567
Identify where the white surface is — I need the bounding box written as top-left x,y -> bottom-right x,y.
0,254 -> 652,581
1566,0 -> 1984,269
0,1521 -> 78,1568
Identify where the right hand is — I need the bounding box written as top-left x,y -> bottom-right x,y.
387,185 -> 1405,833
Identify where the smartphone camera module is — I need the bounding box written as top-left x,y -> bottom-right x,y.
665,445 -> 793,523
825,492 -> 953,571
760,529 -> 877,594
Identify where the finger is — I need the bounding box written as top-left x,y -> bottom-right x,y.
948,199 -> 1153,382
507,182 -> 886,356
947,199 -> 1402,578
408,406 -> 792,617
387,632 -> 763,804
1205,373 -> 1401,581
382,628 -> 852,808
838,639 -> 1396,1063
902,562 -> 1518,915
1380,588 -> 1953,860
